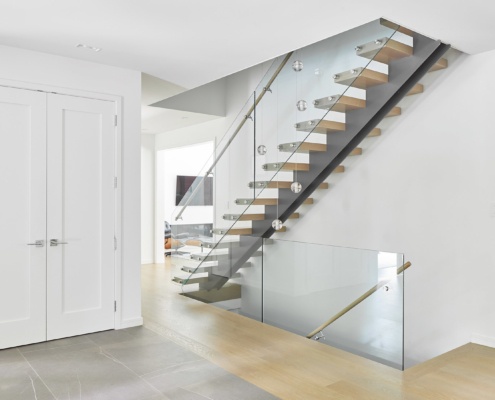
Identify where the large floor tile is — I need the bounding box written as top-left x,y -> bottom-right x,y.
144,359 -> 228,394
158,387 -> 211,400
86,328 -> 137,346
0,359 -> 55,400
102,335 -> 202,376
0,348 -> 25,365
18,335 -> 94,354
185,374 -> 280,400
22,344 -> 159,400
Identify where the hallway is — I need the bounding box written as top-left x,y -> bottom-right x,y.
2,260 -> 495,399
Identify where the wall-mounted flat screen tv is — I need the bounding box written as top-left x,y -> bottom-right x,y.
175,175 -> 213,206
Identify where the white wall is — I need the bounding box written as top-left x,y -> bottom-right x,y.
141,135 -> 155,264
0,45 -> 142,328
281,49 -> 495,367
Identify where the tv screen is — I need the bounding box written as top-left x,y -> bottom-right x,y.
175,175 -> 213,206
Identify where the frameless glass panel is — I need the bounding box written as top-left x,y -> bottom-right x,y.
252,20 -> 400,199
262,239 -> 406,369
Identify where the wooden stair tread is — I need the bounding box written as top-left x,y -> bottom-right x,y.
235,197 -> 314,206
180,283 -> 241,304
334,68 -> 388,89
352,69 -> 388,89
374,39 -> 413,63
223,213 -> 299,221
349,148 -> 363,156
380,19 -> 415,37
249,181 -> 329,190
430,58 -> 448,72
262,162 -> 310,172
357,38 -> 413,64
213,227 -> 253,236
223,213 -> 264,221
173,276 -> 209,285
368,128 -> 381,137
333,165 -> 345,173
407,83 -> 424,96
386,107 -> 402,118
278,142 -> 327,153
313,95 -> 366,112
296,119 -> 345,134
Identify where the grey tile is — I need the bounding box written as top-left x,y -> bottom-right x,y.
144,359 -> 228,393
86,329 -> 137,346
22,341 -> 98,360
23,345 -> 158,400
0,360 -> 55,400
18,334 -> 94,354
0,348 -> 24,365
185,374 -> 279,400
102,336 -> 202,376
140,394 -> 171,400
125,326 -> 161,339
87,326 -> 160,345
159,388 -> 211,400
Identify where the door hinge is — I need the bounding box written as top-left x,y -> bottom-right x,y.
114,115 -> 118,126
114,237 -> 117,250
114,177 -> 118,188
114,301 -> 117,312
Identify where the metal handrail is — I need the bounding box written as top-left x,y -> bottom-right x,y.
174,51 -> 294,221
306,261 -> 411,339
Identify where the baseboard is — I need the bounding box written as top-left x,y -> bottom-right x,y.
472,333 -> 495,348
141,258 -> 154,265
118,317 -> 144,330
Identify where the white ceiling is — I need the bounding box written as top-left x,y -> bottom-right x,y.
1,0 -> 495,91
141,73 -> 221,135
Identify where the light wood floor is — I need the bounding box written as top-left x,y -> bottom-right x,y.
142,261 -> 495,399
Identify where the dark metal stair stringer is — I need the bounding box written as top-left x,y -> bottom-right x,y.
202,32 -> 450,291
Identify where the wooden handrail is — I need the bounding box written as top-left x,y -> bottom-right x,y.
306,261 -> 411,339
174,51 -> 294,222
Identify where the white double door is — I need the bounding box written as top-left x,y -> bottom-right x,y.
0,86 -> 116,349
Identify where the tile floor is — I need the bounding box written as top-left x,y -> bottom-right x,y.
0,327 -> 278,400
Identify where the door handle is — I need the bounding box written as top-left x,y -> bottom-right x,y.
27,240 -> 45,247
50,239 -> 68,247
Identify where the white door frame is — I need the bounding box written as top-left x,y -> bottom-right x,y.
0,78 -> 124,329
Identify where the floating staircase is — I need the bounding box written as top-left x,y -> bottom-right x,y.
173,23 -> 450,297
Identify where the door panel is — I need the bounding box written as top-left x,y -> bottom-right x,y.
47,94 -> 115,340
0,87 -> 47,349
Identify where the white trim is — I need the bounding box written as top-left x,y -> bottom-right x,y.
0,78 -> 125,331
472,334 -> 495,349
113,97 -> 123,329
0,78 -> 120,103
118,317 -> 144,330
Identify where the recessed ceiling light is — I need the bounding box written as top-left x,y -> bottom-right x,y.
76,43 -> 102,52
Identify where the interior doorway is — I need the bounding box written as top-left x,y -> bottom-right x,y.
155,141 -> 215,263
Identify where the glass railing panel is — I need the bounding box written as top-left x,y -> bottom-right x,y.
252,20 -> 400,196
262,238 -> 406,369
169,94 -> 262,300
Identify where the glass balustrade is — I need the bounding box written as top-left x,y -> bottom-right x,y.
262,239 -> 406,370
